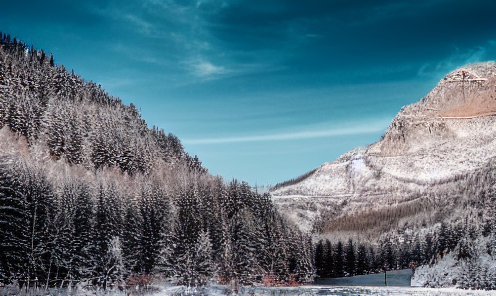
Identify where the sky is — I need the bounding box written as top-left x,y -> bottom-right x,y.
0,0 -> 495,186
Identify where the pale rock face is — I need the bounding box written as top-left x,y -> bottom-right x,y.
270,62 -> 496,234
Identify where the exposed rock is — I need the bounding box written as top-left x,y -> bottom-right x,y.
271,62 -> 496,236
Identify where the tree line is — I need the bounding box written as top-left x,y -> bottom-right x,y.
0,157 -> 313,288
314,192 -> 496,289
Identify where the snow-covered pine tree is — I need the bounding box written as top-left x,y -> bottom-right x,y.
230,209 -> 259,284
345,238 -> 356,276
137,184 -> 163,274
356,243 -> 368,275
314,240 -> 325,277
45,182 -> 77,288
24,167 -> 55,288
72,183 -> 93,281
0,160 -> 30,284
194,229 -> 214,286
216,209 -> 234,284
287,233 -> 313,283
422,233 -> 434,264
168,184 -> 201,285
92,184 -> 114,288
122,203 -> 142,274
333,241 -> 344,277
412,236 -> 422,266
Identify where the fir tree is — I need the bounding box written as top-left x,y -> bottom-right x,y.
333,241 -> 344,277
314,240 -> 325,277
356,243 -> 368,275
345,238 -> 355,276
323,240 -> 333,278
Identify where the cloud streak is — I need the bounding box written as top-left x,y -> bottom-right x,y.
416,41 -> 496,78
193,60 -> 227,77
183,120 -> 389,145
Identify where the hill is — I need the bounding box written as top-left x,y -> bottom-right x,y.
0,33 -> 314,290
271,62 -> 496,288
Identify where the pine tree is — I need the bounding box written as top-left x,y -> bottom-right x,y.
24,168 -> 55,287
438,222 -> 449,254
93,184 -> 114,288
0,162 -> 30,284
194,229 -> 214,286
323,240 -> 334,278
356,243 -> 368,275
385,240 -> 395,270
333,241 -> 344,277
217,212 -> 234,284
122,204 -> 142,274
138,188 -> 162,274
423,233 -> 434,264
345,238 -> 355,276
46,182 -> 77,287
314,240 -> 325,277
169,184 -> 201,285
65,116 -> 83,165
72,183 -> 93,281
412,237 -> 422,266
230,209 -> 259,284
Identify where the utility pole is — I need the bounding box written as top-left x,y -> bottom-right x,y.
384,264 -> 388,286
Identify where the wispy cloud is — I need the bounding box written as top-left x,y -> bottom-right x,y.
417,41 -> 495,78
193,60 -> 227,77
183,119 -> 389,145
435,45 -> 489,71
123,14 -> 153,35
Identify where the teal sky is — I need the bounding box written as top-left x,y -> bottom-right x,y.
1,0 -> 495,185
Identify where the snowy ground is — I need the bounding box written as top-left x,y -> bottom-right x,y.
4,284 -> 496,296
152,285 -> 496,295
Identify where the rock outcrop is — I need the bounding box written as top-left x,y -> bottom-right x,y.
271,62 -> 496,235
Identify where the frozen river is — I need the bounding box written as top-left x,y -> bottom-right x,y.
10,283 -> 495,296
314,269 -> 412,287
155,285 -> 496,295
152,270 -> 495,295
11,270 -> 494,296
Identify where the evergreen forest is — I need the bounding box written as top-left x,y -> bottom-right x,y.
0,34 -> 314,290
1,33 -> 495,293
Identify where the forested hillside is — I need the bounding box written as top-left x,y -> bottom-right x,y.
0,34 -> 314,290
271,62 -> 496,289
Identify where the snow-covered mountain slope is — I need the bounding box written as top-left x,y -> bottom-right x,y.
271,62 -> 496,235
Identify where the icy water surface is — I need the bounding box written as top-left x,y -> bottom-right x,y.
154,285 -> 496,295
152,286 -> 496,296
314,269 -> 413,287
6,285 -> 496,296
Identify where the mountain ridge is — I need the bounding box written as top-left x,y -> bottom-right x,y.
271,61 -> 496,234
271,62 -> 496,288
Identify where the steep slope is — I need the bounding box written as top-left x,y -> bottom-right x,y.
271,62 -> 496,234
0,34 -> 314,289
0,35 -> 204,175
271,62 -> 496,288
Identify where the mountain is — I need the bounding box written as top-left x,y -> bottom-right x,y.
272,62 -> 496,233
271,62 -> 496,288
0,34 -> 314,290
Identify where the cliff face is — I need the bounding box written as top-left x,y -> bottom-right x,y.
271,62 -> 496,235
